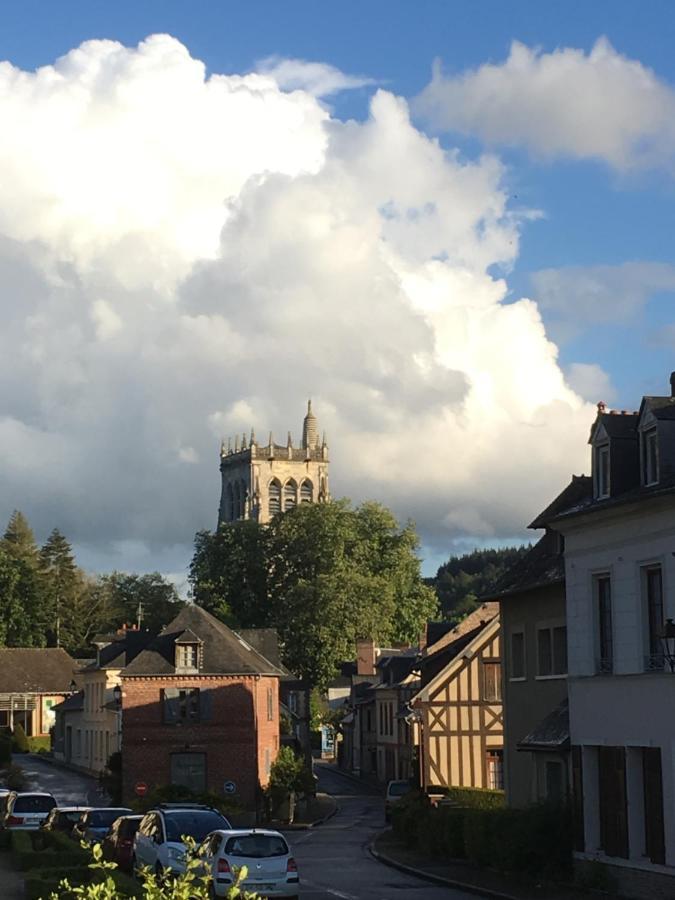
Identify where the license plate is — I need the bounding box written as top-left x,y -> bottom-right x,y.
26,818 -> 38,824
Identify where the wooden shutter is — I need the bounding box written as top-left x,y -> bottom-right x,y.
571,746 -> 585,852
643,748 -> 665,865
598,747 -> 628,859
199,689 -> 212,722
162,688 -> 180,724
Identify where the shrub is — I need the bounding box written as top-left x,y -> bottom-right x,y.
10,828 -> 88,871
445,786 -> 505,809
5,762 -> 27,790
26,735 -> 51,753
0,731 -> 12,766
11,722 -> 29,753
100,751 -> 122,805
131,782 -> 241,818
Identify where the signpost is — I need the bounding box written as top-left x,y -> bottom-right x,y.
134,781 -> 148,797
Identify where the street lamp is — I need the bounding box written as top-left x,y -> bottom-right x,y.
660,619 -> 675,672
113,685 -> 122,707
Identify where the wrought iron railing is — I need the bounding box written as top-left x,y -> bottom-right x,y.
596,657 -> 613,674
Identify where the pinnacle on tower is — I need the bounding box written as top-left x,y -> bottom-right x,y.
302,398 -> 318,449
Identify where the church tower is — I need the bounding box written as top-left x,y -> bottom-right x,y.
218,401 -> 330,527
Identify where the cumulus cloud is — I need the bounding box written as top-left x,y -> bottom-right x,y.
565,363 -> 615,405
256,56 -> 375,97
416,38 -> 675,172
530,261 -> 675,342
0,35 -> 594,575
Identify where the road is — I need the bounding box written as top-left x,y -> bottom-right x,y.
284,763 -> 488,900
21,755 -> 489,899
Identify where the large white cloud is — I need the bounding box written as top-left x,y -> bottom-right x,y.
0,35 -> 593,575
416,38 -> 675,172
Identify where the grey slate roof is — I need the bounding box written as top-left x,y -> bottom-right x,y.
52,690 -> 84,713
123,604 -> 284,677
489,530 -> 564,600
517,699 -> 570,752
0,648 -> 77,694
642,396 -> 675,421
528,475 -> 593,529
82,630 -> 155,671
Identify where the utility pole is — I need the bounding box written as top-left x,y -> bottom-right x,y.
136,601 -> 143,630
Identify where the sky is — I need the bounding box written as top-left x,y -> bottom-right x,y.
1,0 -> 674,586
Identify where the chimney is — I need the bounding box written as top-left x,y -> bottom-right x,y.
356,638 -> 376,676
670,372 -> 675,398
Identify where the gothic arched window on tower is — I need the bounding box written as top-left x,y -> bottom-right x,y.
284,479 -> 297,512
233,481 -> 241,521
226,483 -> 234,522
269,479 -> 281,517
239,479 -> 247,518
300,479 -> 313,504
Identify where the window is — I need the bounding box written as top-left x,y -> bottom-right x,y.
268,479 -> 281,517
595,444 -> 610,498
283,480 -> 297,511
226,483 -> 234,521
596,575 -> 613,674
509,630 -> 525,680
267,687 -> 274,721
486,750 -> 504,790
642,427 -> 659,486
482,661 -> 502,701
643,748 -> 666,865
644,566 -> 664,670
163,687 -> 210,723
170,752 -> 206,793
300,480 -> 313,503
176,643 -> 199,670
264,748 -> 271,777
536,625 -> 567,677
598,747 -> 628,859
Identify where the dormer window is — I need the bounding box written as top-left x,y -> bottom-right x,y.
594,444 -> 610,499
174,631 -> 202,673
642,427 -> 659,486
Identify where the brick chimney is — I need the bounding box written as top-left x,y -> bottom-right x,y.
356,638 -> 376,676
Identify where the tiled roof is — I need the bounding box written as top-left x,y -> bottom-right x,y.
52,690 -> 84,713
528,475 -> 593,529
489,531 -> 564,600
81,630 -> 155,671
123,604 -> 284,677
517,699 -> 569,751
0,648 -> 77,694
421,603 -> 499,662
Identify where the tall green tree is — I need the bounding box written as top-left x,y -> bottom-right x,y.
98,571 -> 184,634
40,528 -> 80,647
430,545 -> 529,620
0,545 -> 20,646
0,511 -> 47,646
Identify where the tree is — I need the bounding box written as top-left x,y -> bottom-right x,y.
0,544 -> 20,646
98,571 -> 184,634
40,528 -> 80,647
0,511 -> 47,646
189,499 -> 438,690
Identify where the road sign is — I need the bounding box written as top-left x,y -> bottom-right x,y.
134,782 -> 148,797
223,781 -> 236,795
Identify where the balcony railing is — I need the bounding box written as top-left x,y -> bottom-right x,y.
596,657 -> 613,675
644,653 -> 665,672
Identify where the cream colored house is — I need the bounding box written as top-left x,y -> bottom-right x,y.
412,607 -> 503,792
53,627 -> 152,773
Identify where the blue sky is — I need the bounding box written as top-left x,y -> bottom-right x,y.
0,1 -> 674,579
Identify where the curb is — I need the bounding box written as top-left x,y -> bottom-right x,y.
369,837 -> 520,900
314,763 -> 383,795
281,794 -> 339,830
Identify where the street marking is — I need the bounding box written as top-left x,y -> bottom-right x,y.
302,880 -> 358,899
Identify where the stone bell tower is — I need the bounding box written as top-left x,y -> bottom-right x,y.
218,401 -> 330,527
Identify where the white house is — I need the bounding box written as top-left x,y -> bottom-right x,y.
552,375 -> 675,899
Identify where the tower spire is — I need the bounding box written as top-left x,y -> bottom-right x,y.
302,398 -> 318,449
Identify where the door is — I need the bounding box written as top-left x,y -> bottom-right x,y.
135,815 -> 157,867
598,747 -> 628,859
171,752 -> 206,793
643,748 -> 665,865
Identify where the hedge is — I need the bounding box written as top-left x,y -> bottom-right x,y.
24,866 -> 142,900
392,790 -> 573,881
11,829 -> 89,871
26,735 -> 51,753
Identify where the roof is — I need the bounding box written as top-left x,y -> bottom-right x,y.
489,531 -> 564,600
238,629 -> 290,674
517,699 -> 570,752
0,648 -> 77,694
82,630 -> 155,672
528,475 -> 593,529
641,395 -> 675,421
422,603 -> 499,662
589,410 -> 639,444
425,622 -> 456,647
123,604 -> 284,677
52,690 -> 84,713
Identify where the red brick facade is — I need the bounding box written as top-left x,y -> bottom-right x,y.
121,673 -> 280,811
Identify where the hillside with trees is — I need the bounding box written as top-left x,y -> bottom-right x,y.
429,545 -> 529,621
190,499 -> 438,689
0,510 -> 183,653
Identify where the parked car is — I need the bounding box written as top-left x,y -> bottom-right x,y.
1,792 -> 57,829
72,807 -> 133,844
197,829 -> 299,899
41,806 -> 91,833
384,779 -> 413,822
133,804 -> 232,876
101,814 -> 143,872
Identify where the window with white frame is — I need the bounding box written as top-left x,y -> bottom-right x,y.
642,427 -> 659,486
176,642 -> 199,670
595,574 -> 613,674
643,565 -> 664,670
486,749 -> 504,790
536,624 -> 567,677
594,444 -> 610,498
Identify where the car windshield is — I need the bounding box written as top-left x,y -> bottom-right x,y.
89,809 -> 131,828
388,782 -> 410,797
164,811 -> 229,843
224,834 -> 289,858
14,796 -> 56,813
61,811 -> 86,823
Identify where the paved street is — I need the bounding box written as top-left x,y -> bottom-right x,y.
284,763 -> 489,900
17,753 -> 104,806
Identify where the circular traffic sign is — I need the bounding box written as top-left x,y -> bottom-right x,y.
134,781 -> 148,797
223,780 -> 236,795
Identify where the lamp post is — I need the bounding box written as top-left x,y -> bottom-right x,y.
660,619 -> 675,672
112,684 -> 122,755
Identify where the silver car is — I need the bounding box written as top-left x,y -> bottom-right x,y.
2,792 -> 57,830
198,829 -> 299,898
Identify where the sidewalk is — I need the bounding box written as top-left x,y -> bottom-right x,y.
276,792 -> 338,830
371,829 -> 607,900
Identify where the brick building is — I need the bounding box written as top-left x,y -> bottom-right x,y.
121,604 -> 284,811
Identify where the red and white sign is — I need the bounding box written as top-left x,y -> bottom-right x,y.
134,782 -> 148,797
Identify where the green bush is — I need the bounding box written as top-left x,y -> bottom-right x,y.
0,731 -> 12,766
47,829 -> 90,857
11,828 -> 89,871
5,761 -> 27,790
100,751 -> 122,805
24,866 -> 92,900
131,782 -> 241,818
11,722 -> 29,752
445,786 -> 505,809
26,735 -> 51,753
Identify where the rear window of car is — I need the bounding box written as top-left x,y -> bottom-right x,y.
224,834 -> 289,858
164,811 -> 229,843
89,809 -> 131,828
14,795 -> 56,813
61,811 -> 86,823
120,818 -> 141,838
387,782 -> 410,797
